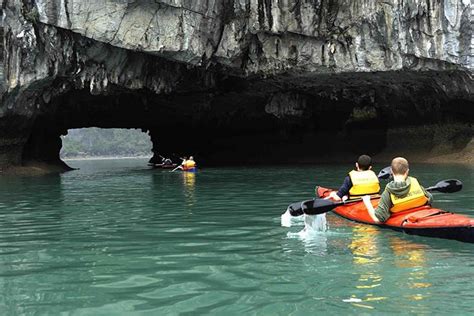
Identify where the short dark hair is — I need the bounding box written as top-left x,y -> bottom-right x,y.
357,155 -> 372,170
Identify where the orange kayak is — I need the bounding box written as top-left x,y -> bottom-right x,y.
316,186 -> 474,243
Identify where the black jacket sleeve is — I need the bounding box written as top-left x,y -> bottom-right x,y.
337,176 -> 352,198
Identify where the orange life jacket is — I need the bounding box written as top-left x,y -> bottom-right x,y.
390,177 -> 429,213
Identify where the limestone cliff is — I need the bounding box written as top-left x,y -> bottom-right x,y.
0,0 -> 473,169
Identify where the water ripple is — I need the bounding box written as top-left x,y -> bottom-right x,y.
0,160 -> 472,314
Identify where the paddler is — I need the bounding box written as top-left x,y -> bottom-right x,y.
328,154 -> 380,201
178,156 -> 196,171
178,156 -> 188,170
161,156 -> 173,166
183,156 -> 196,171
363,157 -> 433,223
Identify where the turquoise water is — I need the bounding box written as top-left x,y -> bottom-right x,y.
0,159 -> 473,315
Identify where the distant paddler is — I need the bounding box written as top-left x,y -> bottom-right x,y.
171,156 -> 197,172
182,156 -> 197,172
171,156 -> 186,172
161,155 -> 173,166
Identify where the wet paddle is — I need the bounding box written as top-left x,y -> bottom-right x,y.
426,179 -> 463,193
170,157 -> 188,172
286,167 -> 390,217
287,201 -> 306,216
302,178 -> 463,215
170,165 -> 181,172
286,196 -> 367,217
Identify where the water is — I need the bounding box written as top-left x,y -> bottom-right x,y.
0,159 -> 473,315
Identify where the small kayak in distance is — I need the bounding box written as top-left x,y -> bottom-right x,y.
316,186 -> 474,243
151,163 -> 178,169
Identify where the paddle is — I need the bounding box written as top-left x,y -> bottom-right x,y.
377,166 -> 392,180
287,201 -> 308,217
286,167 -> 390,217
302,178 -> 463,215
287,196 -> 363,217
426,179 -> 462,193
376,166 -> 462,193
170,165 -> 181,172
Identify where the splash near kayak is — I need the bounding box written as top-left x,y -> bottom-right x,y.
284,157 -> 473,243
315,186 -> 474,243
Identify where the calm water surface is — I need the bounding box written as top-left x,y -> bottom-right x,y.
0,159 -> 473,315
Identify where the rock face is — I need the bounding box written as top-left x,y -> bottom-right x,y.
0,0 -> 473,168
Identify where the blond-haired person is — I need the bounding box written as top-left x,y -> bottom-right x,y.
363,157 -> 432,223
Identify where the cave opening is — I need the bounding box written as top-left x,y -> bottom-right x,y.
17,83 -> 392,170
60,128 -> 153,161
12,70 -> 473,172
18,87 -> 168,170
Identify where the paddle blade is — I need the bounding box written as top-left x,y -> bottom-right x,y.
287,201 -> 304,217
377,166 -> 392,180
302,198 -> 339,215
427,179 -> 463,193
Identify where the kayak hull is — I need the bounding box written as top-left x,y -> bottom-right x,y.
389,226 -> 474,244
151,163 -> 177,169
182,167 -> 197,173
316,186 -> 474,243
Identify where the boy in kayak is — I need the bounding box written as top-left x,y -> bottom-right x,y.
363,157 -> 433,223
328,154 -> 380,201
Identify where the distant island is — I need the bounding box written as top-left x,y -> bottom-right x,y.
61,128 -> 152,159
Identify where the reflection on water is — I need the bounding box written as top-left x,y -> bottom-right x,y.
349,225 -> 382,265
346,224 -> 435,310
390,237 -> 432,301
182,172 -> 196,208
347,225 -> 386,309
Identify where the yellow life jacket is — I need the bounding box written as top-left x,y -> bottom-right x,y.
184,160 -> 196,169
348,170 -> 380,197
390,177 -> 428,213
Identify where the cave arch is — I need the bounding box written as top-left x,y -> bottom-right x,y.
18,81 -> 391,170
0,1 -> 473,171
